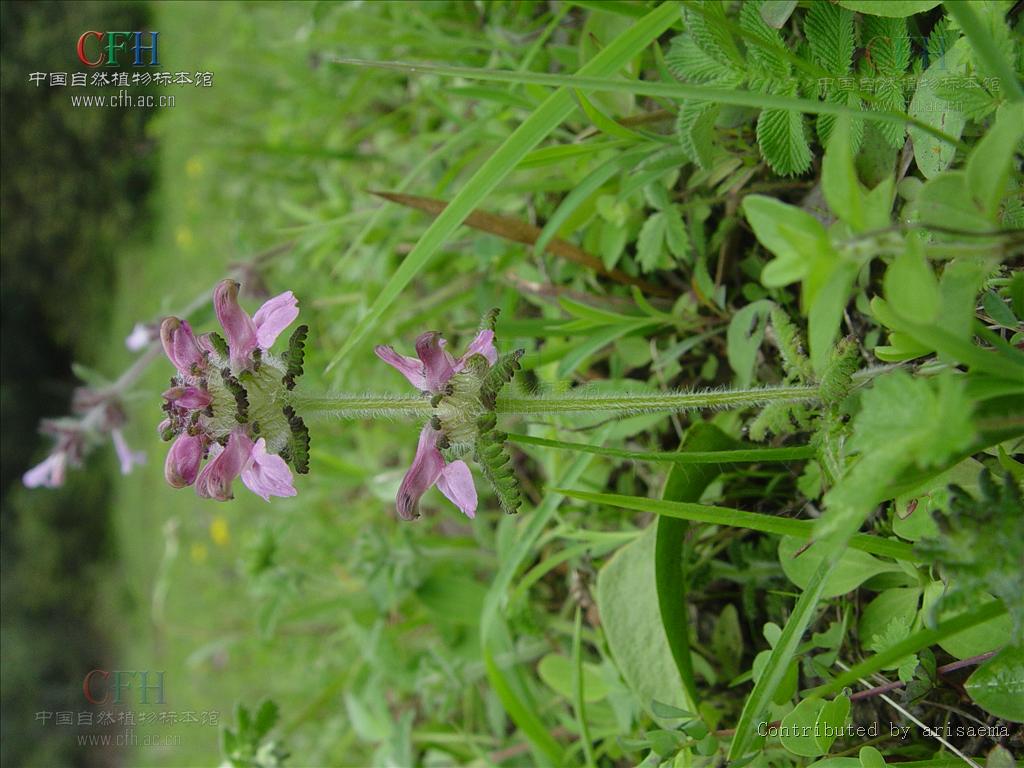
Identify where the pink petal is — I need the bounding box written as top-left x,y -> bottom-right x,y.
454,329 -> 498,370
162,385 -> 212,411
195,431 -> 252,501
111,429 -> 146,475
395,426 -> 445,520
240,438 -> 297,502
160,318 -> 205,375
164,433 -> 204,488
253,291 -> 299,350
415,332 -> 456,392
375,345 -> 428,390
22,452 -> 67,489
214,280 -> 257,369
436,460 -> 478,519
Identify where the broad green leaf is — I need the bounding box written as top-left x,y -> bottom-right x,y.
918,172 -> 995,234
808,262 -> 857,374
778,536 -> 900,598
966,103 -> 1024,218
637,211 -> 668,272
908,37 -> 970,179
760,0 -> 797,29
965,644 -> 1024,723
780,699 -> 828,757
837,1 -> 941,17
822,117 -> 864,230
325,2 -> 680,373
883,240 -> 940,323
860,746 -> 887,768
656,423 -> 737,711
986,746 -> 1016,768
598,525 -> 687,722
859,588 -> 921,647
537,654 -> 610,703
934,591 -> 1014,660
743,195 -> 833,287
892,457 -> 983,541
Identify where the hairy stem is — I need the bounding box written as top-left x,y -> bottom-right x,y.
294,384 -> 820,421
494,385 -> 819,416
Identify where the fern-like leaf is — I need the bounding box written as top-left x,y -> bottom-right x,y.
756,93 -> 812,176
473,412 -> 521,514
805,1 -> 854,76
676,101 -> 720,169
479,349 -> 524,411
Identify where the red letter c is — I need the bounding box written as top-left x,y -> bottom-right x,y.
77,31 -> 103,67
83,669 -> 110,704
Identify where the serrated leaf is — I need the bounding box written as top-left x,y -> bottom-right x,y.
967,102 -> 1024,218
805,1 -> 854,76
740,1 -> 791,79
637,211 -> 667,273
757,101 -> 812,177
676,101 -> 719,169
663,206 -> 691,261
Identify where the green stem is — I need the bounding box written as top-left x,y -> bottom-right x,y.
294,385 -> 820,421
494,385 -> 819,416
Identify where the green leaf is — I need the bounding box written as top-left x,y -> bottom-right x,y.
779,699 -> 828,757
918,172 -> 996,234
859,588 -> 922,649
598,525 -> 687,722
727,300 -> 773,387
909,37 -> 970,179
676,101 -> 720,169
757,101 -> 813,177
777,537 -> 900,598
883,240 -> 940,323
729,555 -> 839,759
537,653 -> 609,703
808,263 -> 858,374
637,211 -> 667,272
965,644 -> 1024,723
325,2 -> 680,373
664,206 -> 691,261
656,423 -> 737,711
822,116 -> 864,230
743,195 -> 833,287
966,103 -> 1024,218
817,371 -> 975,544
837,0 -> 941,17
805,2 -> 854,76
860,746 -> 887,768
760,0 -> 797,29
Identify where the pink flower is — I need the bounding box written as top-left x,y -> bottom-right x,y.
164,433 -> 205,488
158,280 -> 307,503
214,280 -> 298,371
396,425 -> 477,520
111,429 -> 146,475
160,318 -> 206,376
375,330 -> 498,393
22,452 -> 68,489
125,322 -> 157,352
240,438 -> 297,502
195,431 -> 252,501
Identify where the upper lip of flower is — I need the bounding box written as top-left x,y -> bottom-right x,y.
375,329 -> 498,394
213,279 -> 299,372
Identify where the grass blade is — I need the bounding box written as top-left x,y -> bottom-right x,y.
508,432 -> 815,464
324,2 -> 681,373
328,58 -> 966,149
371,190 -> 669,295
728,554 -> 838,759
557,489 -> 918,561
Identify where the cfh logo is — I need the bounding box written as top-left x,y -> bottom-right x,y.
76,32 -> 159,67
83,670 -> 165,705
